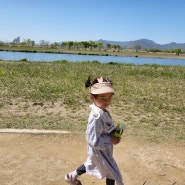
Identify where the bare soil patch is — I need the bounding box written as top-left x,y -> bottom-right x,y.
0,133 -> 184,185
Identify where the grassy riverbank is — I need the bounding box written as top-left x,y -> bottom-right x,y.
1,45 -> 185,59
0,60 -> 184,143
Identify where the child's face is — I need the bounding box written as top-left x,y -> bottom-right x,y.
91,92 -> 113,109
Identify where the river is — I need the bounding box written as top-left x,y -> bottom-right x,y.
0,51 -> 185,66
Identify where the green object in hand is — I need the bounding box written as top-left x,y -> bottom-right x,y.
113,123 -> 126,138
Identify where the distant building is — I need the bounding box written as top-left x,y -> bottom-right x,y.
16,36 -> 20,43
13,36 -> 20,44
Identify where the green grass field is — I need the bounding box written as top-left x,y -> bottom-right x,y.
0,60 -> 184,143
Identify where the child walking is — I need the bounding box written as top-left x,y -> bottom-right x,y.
65,76 -> 124,185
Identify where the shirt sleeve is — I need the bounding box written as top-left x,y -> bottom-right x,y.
86,114 -> 111,151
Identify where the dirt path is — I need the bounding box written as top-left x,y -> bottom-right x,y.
0,133 -> 184,185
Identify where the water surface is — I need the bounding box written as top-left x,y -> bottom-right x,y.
0,51 -> 185,66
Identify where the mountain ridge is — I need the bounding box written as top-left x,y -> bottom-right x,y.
97,39 -> 185,51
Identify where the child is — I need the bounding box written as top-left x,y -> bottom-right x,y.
65,76 -> 124,185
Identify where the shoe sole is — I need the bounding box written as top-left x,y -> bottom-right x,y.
65,179 -> 82,185
64,175 -> 82,185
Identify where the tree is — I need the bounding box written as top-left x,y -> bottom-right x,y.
61,42 -> 67,49
21,39 -> 35,46
81,41 -> 90,50
89,41 -> 97,50
174,48 -> 181,55
133,45 -> 141,52
40,40 -> 49,47
67,41 -> 74,49
51,42 -> 59,49
73,42 -> 80,50
106,43 -> 111,50
97,42 -> 103,51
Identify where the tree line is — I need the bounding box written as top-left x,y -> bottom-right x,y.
0,38 -> 182,55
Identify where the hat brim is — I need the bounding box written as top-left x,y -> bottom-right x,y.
90,82 -> 114,94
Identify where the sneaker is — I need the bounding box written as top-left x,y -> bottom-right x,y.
64,173 -> 82,185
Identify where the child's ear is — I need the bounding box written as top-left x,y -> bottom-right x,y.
90,94 -> 94,101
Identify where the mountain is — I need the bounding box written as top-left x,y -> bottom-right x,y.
97,39 -> 185,51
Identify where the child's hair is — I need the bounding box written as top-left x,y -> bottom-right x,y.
85,75 -> 113,88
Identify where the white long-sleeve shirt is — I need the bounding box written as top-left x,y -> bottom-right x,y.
84,104 -> 124,185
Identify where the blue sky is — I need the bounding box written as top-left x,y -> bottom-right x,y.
1,0 -> 185,44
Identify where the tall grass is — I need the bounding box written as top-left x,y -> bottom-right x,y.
0,60 -> 184,142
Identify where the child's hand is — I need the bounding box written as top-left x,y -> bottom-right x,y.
111,135 -> 121,145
